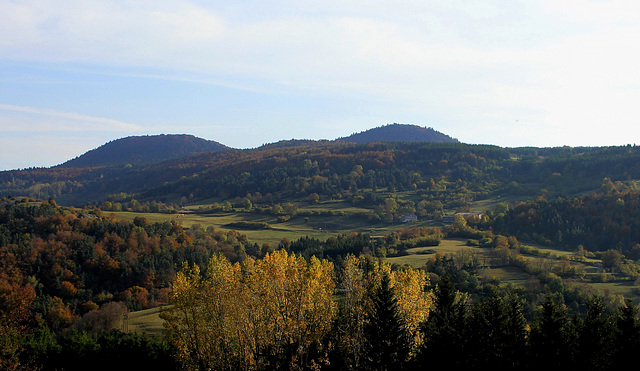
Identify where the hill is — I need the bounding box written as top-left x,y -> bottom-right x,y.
339,123 -> 458,144
57,134 -> 229,168
4,140 -> 640,210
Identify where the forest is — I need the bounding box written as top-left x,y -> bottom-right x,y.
5,139 -> 640,369
4,141 -> 640,210
3,195 -> 640,370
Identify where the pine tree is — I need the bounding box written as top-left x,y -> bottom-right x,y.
501,292 -> 528,368
528,294 -> 577,368
362,273 -> 411,370
576,296 -> 615,370
466,291 -> 527,369
613,300 -> 640,368
418,273 -> 469,369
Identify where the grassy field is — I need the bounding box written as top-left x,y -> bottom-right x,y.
125,306 -> 165,336
469,195 -> 529,213
108,200 -> 439,247
385,238 -> 640,300
580,281 -> 637,298
386,239 -> 473,268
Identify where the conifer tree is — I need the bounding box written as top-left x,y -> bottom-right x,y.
528,294 -> 577,368
576,296 -> 615,371
466,291 -> 527,369
362,273 -> 411,371
501,292 -> 528,368
613,300 -> 640,368
418,273 -> 468,369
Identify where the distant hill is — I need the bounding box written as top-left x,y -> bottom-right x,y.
58,134 -> 229,168
339,123 -> 458,144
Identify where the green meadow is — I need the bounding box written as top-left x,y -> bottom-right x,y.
125,307 -> 165,336
108,197 -> 439,247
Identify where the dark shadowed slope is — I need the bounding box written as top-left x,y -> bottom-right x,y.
339,123 -> 458,144
57,134 -> 229,168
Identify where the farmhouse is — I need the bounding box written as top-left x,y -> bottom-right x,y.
401,213 -> 418,223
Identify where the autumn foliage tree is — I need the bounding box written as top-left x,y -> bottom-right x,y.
331,255 -> 432,369
0,272 -> 36,370
162,250 -> 336,370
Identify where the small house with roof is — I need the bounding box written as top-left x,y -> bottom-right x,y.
401,213 -> 418,223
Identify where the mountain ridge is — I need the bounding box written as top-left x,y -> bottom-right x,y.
56,124 -> 457,169
57,134 -> 229,168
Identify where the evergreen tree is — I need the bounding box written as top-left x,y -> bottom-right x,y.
613,300 -> 640,368
576,296 -> 615,370
466,291 -> 527,369
528,294 -> 577,368
362,273 -> 411,370
418,273 -> 469,369
501,292 -> 528,368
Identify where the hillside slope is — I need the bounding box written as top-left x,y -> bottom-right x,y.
58,134 -> 229,168
339,123 -> 458,144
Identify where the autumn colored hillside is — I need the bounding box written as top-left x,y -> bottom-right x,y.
5,127 -> 640,369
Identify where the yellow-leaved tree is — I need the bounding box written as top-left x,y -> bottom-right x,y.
334,254 -> 433,368
162,250 -> 336,371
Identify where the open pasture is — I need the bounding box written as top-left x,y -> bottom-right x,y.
125,306 -> 165,336
109,202 -> 437,247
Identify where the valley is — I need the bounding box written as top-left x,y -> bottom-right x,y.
4,124 -> 640,369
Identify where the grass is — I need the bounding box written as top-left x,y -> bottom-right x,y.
579,281 -> 638,299
109,210 -> 329,246
386,238 -> 640,301
125,306 -> 165,336
386,239 -> 477,268
108,201 -> 439,247
480,266 -> 534,284
469,195 -> 529,213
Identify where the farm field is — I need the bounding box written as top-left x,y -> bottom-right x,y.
386,238 -> 639,300
469,196 -> 526,213
108,203 -> 439,247
386,238 -> 473,268
125,306 -> 165,336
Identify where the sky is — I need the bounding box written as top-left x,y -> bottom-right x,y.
2,0 -> 640,170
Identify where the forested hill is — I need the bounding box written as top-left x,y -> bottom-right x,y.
339,123 -> 458,143
3,141 -> 640,209
255,124 -> 457,149
58,134 -> 229,168
59,123 -> 456,168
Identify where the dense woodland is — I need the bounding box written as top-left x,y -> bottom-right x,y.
5,129 -> 640,369
3,195 -> 640,369
4,139 -> 640,209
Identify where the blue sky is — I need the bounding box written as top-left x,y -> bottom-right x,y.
2,0 -> 640,170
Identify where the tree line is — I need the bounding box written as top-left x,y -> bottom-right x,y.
10,141 -> 640,210
160,251 -> 640,370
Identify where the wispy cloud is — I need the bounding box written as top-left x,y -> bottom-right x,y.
1,0 -> 640,154
0,104 -> 143,132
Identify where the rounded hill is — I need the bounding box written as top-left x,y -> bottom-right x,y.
58,134 -> 229,168
339,123 -> 458,144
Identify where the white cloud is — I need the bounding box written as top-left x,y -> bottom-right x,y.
0,104 -> 143,132
1,0 -> 640,153
0,0 -> 225,64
